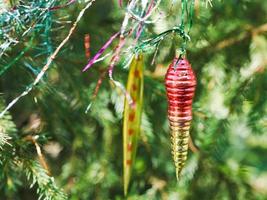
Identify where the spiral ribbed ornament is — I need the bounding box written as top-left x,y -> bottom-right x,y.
165,57 -> 196,179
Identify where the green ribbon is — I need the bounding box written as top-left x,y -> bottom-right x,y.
134,0 -> 195,56
0,36 -> 34,76
179,0 -> 195,57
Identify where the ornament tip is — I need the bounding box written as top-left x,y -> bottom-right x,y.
124,185 -> 128,197
176,168 -> 182,181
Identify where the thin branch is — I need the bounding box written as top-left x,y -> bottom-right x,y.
25,135 -> 51,175
0,0 -> 96,118
189,135 -> 199,153
215,23 -> 267,50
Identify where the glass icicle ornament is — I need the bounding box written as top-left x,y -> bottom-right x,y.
165,57 -> 196,179
123,53 -> 144,195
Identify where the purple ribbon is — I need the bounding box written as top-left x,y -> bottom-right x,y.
82,31 -> 120,72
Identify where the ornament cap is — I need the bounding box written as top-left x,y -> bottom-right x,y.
172,57 -> 191,70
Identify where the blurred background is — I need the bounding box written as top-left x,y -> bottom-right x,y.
0,0 -> 267,199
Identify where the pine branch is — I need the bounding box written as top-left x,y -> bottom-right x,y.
0,131 -> 11,149
0,99 -> 66,199
25,135 -> 51,175
0,0 -> 57,56
23,159 -> 67,200
0,0 -> 96,118
0,106 -> 16,148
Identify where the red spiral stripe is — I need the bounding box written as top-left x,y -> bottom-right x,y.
165,57 -> 196,179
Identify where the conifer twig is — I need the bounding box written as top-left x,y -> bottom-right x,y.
0,0 -> 96,118
215,23 -> 267,50
189,135 -> 199,153
25,135 -> 51,175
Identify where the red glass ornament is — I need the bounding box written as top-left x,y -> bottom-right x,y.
165,57 -> 196,179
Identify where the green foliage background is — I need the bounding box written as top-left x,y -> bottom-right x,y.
0,0 -> 267,199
